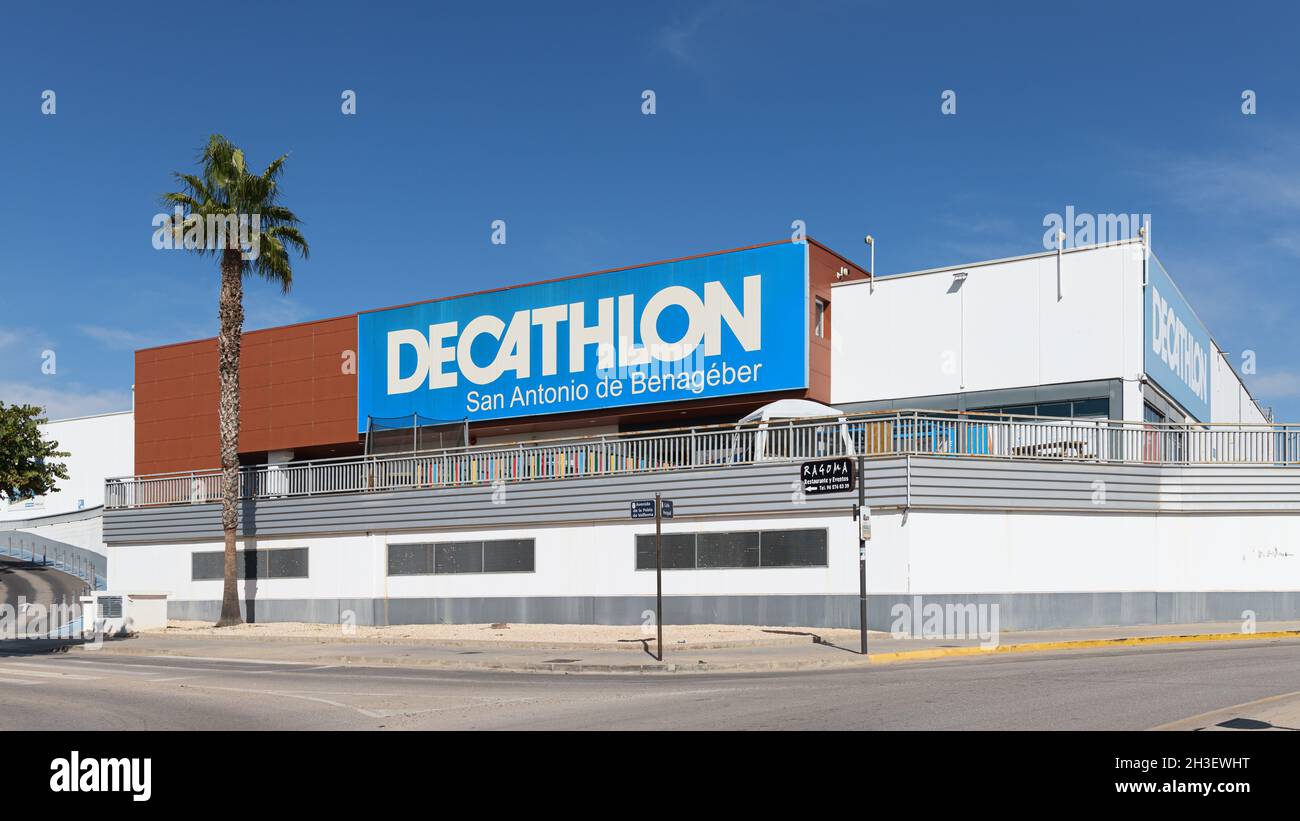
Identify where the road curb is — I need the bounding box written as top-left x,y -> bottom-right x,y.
135,630 -> 821,652
70,629 -> 1300,675
1150,689 -> 1300,731
866,629 -> 1300,664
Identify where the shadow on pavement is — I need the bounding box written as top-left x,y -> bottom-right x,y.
0,638 -> 88,656
1211,717 -> 1299,731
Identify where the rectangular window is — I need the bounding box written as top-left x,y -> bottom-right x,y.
483,539 -> 535,573
1037,401 -> 1073,419
191,551 -> 224,581
388,539 -> 535,575
435,541 -> 485,574
636,529 -> 827,570
268,548 -> 310,579
634,533 -> 696,570
191,548 -> 308,581
814,298 -> 829,338
760,529 -> 828,567
1071,397 -> 1110,418
697,531 -> 760,568
387,543 -> 435,576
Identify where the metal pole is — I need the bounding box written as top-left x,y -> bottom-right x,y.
655,491 -> 663,662
858,453 -> 868,655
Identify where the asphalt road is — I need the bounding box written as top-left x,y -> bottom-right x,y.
2,638 -> 1299,730
0,555 -> 87,611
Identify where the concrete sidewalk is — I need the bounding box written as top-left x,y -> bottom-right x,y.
54,619 -> 1300,674
1154,690 -> 1300,731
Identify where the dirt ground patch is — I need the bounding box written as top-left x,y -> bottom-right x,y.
151,620 -> 869,648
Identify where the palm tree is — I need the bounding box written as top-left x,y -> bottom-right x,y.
164,135 -> 309,627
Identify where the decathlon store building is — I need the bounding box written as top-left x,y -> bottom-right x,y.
100,237 -> 1300,629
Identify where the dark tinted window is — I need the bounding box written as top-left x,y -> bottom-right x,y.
637,530 -> 827,569
697,531 -> 760,568
191,552 -> 224,581
435,541 -> 485,574
483,539 -> 534,572
388,544 -> 435,576
192,548 -> 308,580
268,548 -> 309,579
635,534 -> 696,570
1072,398 -> 1110,418
760,529 -> 827,567
1038,402 -> 1072,419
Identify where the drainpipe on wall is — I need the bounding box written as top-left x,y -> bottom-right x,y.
904,453 -> 912,525
1056,229 -> 1066,301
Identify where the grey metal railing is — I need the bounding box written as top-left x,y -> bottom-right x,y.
104,410 -> 1300,510
0,538 -> 106,591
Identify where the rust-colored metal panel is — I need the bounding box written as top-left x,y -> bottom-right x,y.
806,240 -> 870,404
133,315 -> 359,475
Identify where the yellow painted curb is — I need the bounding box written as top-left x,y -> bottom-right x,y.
868,629 -> 1300,664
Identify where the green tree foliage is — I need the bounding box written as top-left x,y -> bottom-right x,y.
0,403 -> 69,503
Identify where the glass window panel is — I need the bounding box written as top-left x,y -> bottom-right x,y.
635,534 -> 696,570
696,531 -> 760,568
760,529 -> 828,567
483,539 -> 535,573
191,552 -> 223,581
1072,398 -> 1110,418
435,541 -> 484,574
388,544 -> 434,576
1037,402 -> 1072,419
268,548 -> 309,579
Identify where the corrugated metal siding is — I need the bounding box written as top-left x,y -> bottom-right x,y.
104,460 -> 910,544
907,457 -> 1163,511
103,456 -> 1300,545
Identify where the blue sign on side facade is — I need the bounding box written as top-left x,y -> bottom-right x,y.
1144,254 -> 1212,421
357,242 -> 809,430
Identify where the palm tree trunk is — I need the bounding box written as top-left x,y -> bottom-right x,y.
216,247 -> 245,627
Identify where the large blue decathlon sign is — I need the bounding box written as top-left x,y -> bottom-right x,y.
357,242 -> 810,430
1144,254 -> 1211,421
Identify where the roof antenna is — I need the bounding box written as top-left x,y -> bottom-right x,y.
1139,220 -> 1150,286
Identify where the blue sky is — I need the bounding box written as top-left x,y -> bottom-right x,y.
1,1 -> 1297,420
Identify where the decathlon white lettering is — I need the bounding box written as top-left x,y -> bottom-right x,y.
383,277 -> 765,395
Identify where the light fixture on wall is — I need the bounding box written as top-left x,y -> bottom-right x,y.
864,235 -> 875,293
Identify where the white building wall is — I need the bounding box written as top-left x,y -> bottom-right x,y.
0,410 -> 134,521
16,516 -> 105,553
111,514 -> 858,603
832,244 -> 1144,411
110,506 -> 1300,610
1209,344 -> 1269,425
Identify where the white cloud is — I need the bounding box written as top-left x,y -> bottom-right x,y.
0,380 -> 133,420
1150,131 -> 1300,236
657,2 -> 730,67
1245,370 -> 1300,400
244,295 -> 313,331
78,324 -> 156,350
0,329 -> 18,350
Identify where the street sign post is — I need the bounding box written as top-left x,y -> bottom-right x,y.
632,496 -> 673,661
855,454 -> 869,655
654,492 -> 663,661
